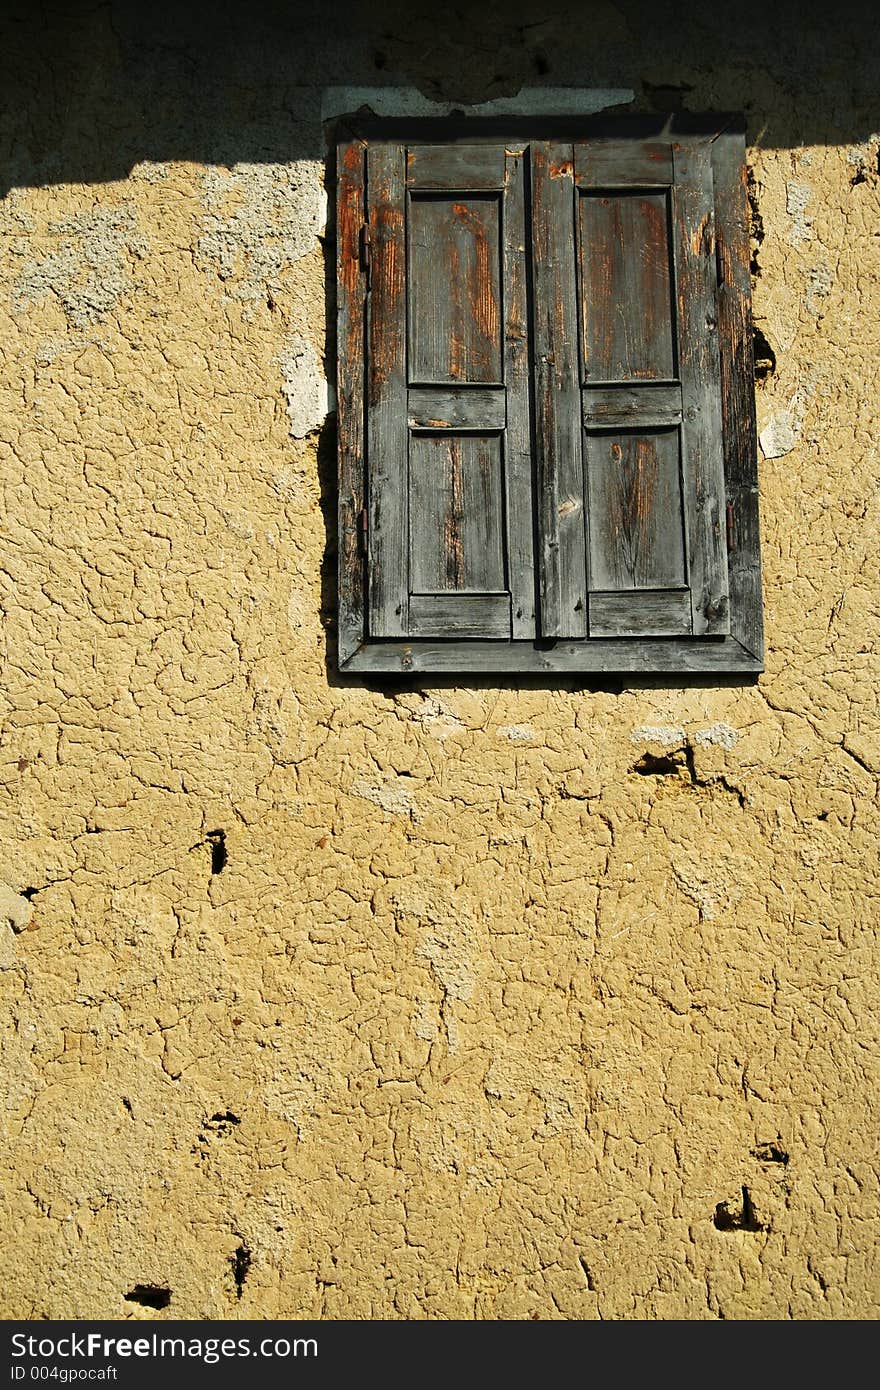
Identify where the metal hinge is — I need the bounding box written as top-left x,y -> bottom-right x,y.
359,507 -> 368,553
359,224 -> 371,288
726,500 -> 736,552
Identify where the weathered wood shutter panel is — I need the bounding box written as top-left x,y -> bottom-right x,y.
366,143 -> 536,639
536,138 -> 731,638
532,144 -> 588,639
338,121 -> 761,676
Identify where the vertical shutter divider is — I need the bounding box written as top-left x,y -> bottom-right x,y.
367,143 -> 409,637
336,138 -> 368,666
673,142 -> 731,635
503,146 -> 537,638
712,130 -> 763,662
531,142 -> 588,639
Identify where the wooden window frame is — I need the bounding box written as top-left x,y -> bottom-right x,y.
335,114 -> 763,677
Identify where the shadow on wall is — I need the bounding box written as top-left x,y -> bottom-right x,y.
2,0 -> 879,198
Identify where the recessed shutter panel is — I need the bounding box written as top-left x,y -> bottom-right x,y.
535,138 -> 731,639
366,143 -> 536,640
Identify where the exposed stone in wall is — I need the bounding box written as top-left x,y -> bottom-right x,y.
1,0 -> 879,1322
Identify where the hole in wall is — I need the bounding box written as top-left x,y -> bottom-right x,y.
20,887 -> 39,900
578,1256 -> 596,1291
753,326 -> 776,382
754,1141 -> 790,1165
713,1186 -> 767,1233
206,829 -> 227,874
231,1244 -> 252,1299
124,1285 -> 171,1309
632,751 -> 685,777
746,168 -> 764,277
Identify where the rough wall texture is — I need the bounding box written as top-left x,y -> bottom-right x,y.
1,1 -> 878,1319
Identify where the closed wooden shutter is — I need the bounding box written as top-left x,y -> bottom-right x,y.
366,142 -> 536,640
337,120 -> 761,676
533,138 -> 730,639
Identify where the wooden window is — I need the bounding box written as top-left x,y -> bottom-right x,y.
336,117 -> 762,676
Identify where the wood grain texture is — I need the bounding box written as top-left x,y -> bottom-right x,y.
409,433 -> 506,593
407,386 -> 505,430
586,430 -> 686,591
582,384 -> 682,427
589,590 -> 691,637
673,141 -> 731,636
408,195 -> 502,384
336,138 -> 367,666
367,142 -> 409,636
408,594 -> 510,638
340,120 -> 761,677
532,141 -> 588,638
342,637 -> 762,675
575,140 -> 674,186
406,144 -> 506,189
502,146 -> 537,638
579,189 -> 676,382
712,129 -> 763,665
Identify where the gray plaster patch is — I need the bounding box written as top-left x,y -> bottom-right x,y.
497,725 -> 535,742
277,335 -> 328,438
352,777 -> 421,821
847,133 -> 880,178
785,182 -> 813,246
13,205 -> 148,329
197,162 -> 325,316
760,387 -> 810,460
806,262 -> 834,315
131,161 -> 171,183
35,331 -> 105,368
630,725 -> 687,747
321,85 -> 635,123
0,191 -> 35,236
693,723 -> 739,750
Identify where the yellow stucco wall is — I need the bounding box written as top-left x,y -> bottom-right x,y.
1,2 -> 878,1320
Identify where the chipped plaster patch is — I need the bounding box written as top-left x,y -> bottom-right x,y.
0,887 -> 31,968
693,723 -> 740,750
131,161 -> 171,183
847,133 -> 880,178
352,776 -> 421,820
806,262 -> 834,316
34,331 -> 106,367
415,924 -> 475,1004
759,387 -> 810,460
394,887 -> 479,1054
630,725 -> 687,747
785,182 -> 813,246
0,885 -> 33,934
197,162 -> 325,316
0,191 -> 35,235
277,335 -> 328,439
402,695 -> 465,740
12,205 -> 148,328
497,725 -> 535,742
671,854 -> 743,923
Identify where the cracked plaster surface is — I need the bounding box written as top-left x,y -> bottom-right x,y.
0,3 -> 879,1323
